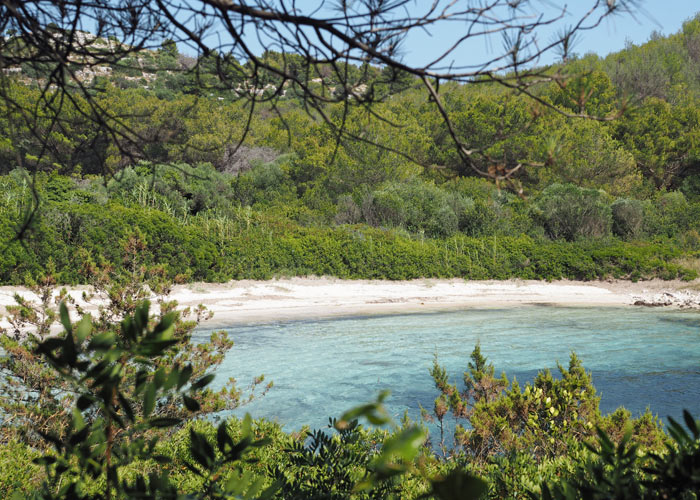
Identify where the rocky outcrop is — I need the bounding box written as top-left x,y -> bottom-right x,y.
218,145 -> 279,175
632,290 -> 700,308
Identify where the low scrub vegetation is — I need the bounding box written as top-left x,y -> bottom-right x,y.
1,168 -> 698,285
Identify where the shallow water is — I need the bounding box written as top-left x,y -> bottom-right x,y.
195,306 -> 700,431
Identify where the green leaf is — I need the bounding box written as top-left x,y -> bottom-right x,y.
61,327 -> 77,366
189,429 -> 215,469
149,417 -> 181,428
151,455 -> 172,464
75,315 -> 92,343
37,337 -> 63,355
257,481 -> 282,500
89,331 -> 116,350
191,373 -> 215,390
143,383 -> 156,417
183,394 -> 200,412
117,391 -> 135,422
76,395 -> 93,411
59,301 -> 72,334
540,483 -> 554,500
217,421 -> 234,453
429,469 -> 488,500
163,367 -> 179,391
242,476 -> 267,499
241,413 -> 253,439
136,301 -> 150,332
683,409 -> 698,439
37,429 -> 62,449
153,367 -> 166,389
134,369 -> 149,394
152,312 -> 177,335
122,316 -> 137,342
72,407 -> 86,430
378,426 -> 426,462
138,338 -> 178,357
177,365 -> 193,390
337,390 -> 391,429
68,425 -> 90,446
33,456 -> 57,466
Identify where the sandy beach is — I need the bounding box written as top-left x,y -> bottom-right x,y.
2,278 -> 699,330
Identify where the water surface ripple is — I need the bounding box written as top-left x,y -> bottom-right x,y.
194,307 -> 700,430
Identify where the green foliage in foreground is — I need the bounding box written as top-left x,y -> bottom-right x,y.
0,285 -> 698,498
0,298 -> 486,499
537,410 -> 700,499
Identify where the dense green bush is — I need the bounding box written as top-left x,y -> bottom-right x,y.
540,410 -> 700,499
642,191 -> 700,237
680,174 -> 700,201
0,168 -> 699,285
232,156 -> 297,207
352,180 -> 471,238
428,346 -> 667,465
107,163 -> 239,216
0,440 -> 42,498
611,198 -> 644,239
1,198 -> 695,285
535,184 -> 613,241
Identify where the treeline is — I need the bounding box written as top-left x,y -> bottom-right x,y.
2,16 -> 700,284
3,15 -> 700,191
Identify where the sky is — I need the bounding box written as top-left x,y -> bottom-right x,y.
394,1 -> 700,69
170,1 -> 700,68
560,1 -> 699,57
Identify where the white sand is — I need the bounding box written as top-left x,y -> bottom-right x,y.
2,278 -> 698,330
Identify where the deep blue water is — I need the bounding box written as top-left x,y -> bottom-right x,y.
194,307 -> 700,431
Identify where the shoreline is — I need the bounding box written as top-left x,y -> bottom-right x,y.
2,277 -> 699,329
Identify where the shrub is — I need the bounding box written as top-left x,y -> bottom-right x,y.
0,440 -> 42,498
642,191 -> 699,237
334,194 -> 362,224
233,157 -> 296,207
428,345 -> 668,467
360,180 -> 470,238
535,183 -> 612,241
0,169 -> 696,284
539,410 -> 700,499
680,174 -> 700,202
444,176 -> 499,202
612,198 -> 644,239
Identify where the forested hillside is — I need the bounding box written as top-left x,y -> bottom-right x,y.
2,16 -> 700,284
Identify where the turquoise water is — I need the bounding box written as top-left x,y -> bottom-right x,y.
195,307 -> 700,431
